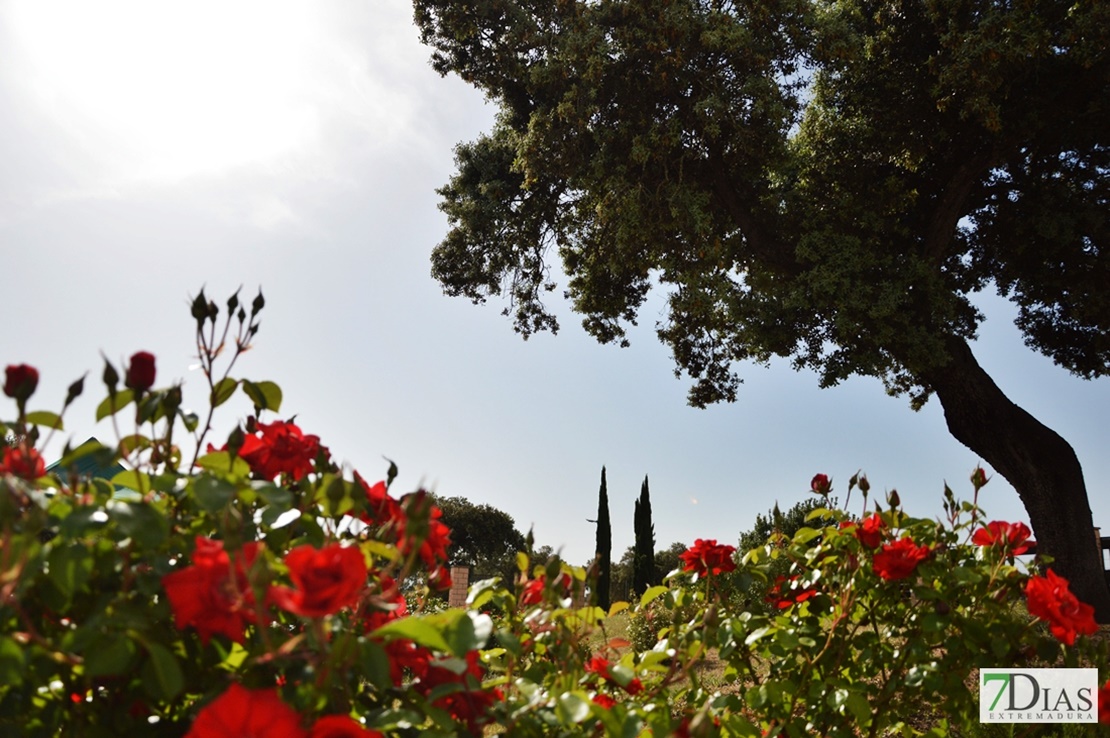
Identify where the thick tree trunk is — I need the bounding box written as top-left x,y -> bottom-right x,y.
923,337 -> 1110,622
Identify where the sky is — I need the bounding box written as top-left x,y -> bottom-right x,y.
2,0 -> 1108,568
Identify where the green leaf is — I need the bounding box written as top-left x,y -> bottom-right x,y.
370,617 -> 452,654
196,451 -> 252,479
47,544 -> 93,602
181,410 -> 200,432
242,380 -> 282,413
59,507 -> 109,538
608,663 -> 637,689
437,611 -> 481,657
793,526 -> 822,544
24,410 -> 63,430
95,389 -> 134,421
118,434 -> 151,456
211,377 -> 238,407
111,469 -> 151,493
358,638 -> 393,690
640,585 -> 668,608
140,641 -> 184,701
83,633 -> 137,678
845,692 -> 872,725
255,483 -> 293,511
192,474 -> 238,512
744,626 -> 774,646
110,502 -> 169,548
465,578 -> 504,609
0,637 -> 25,685
556,691 -> 592,724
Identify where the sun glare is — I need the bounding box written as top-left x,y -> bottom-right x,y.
9,0 -> 321,182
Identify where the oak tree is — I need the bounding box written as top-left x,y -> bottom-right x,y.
434,495 -> 526,582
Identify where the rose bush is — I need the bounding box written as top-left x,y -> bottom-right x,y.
2,289 -> 1108,737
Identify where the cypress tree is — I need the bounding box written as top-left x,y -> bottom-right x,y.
594,467 -> 612,610
632,475 -> 656,596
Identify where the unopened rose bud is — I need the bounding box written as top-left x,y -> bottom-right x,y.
125,352 -> 156,392
4,364 -> 39,401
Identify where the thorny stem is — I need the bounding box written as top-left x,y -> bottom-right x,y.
188,308 -> 257,472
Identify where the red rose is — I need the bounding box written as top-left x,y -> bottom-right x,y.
520,571 -> 572,606
240,421 -> 321,481
427,564 -> 452,591
585,655 -> 612,679
3,364 -> 39,400
679,539 -> 737,577
354,473 -> 402,527
185,683 -> 306,738
520,577 -> 545,606
413,650 -> 500,735
970,467 -> 989,489
162,537 -> 266,643
585,656 -> 642,694
125,351 -> 156,391
0,445 -> 46,480
1024,569 -> 1098,646
309,715 -> 384,738
592,693 -> 616,709
971,520 -> 1034,555
395,491 -> 452,570
855,513 -> 884,548
810,473 -> 831,495
766,574 -> 818,609
872,537 -> 931,581
271,544 -> 368,618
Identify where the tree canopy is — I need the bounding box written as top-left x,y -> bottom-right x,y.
414,0 -> 1110,617
433,495 -> 526,581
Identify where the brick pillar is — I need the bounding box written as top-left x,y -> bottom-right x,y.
448,566 -> 470,608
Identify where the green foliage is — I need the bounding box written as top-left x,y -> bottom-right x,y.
417,0 -> 1109,394
433,494 -> 526,581
737,496 -> 835,556
4,289 -> 1110,737
626,608 -> 656,653
735,496 -> 836,614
